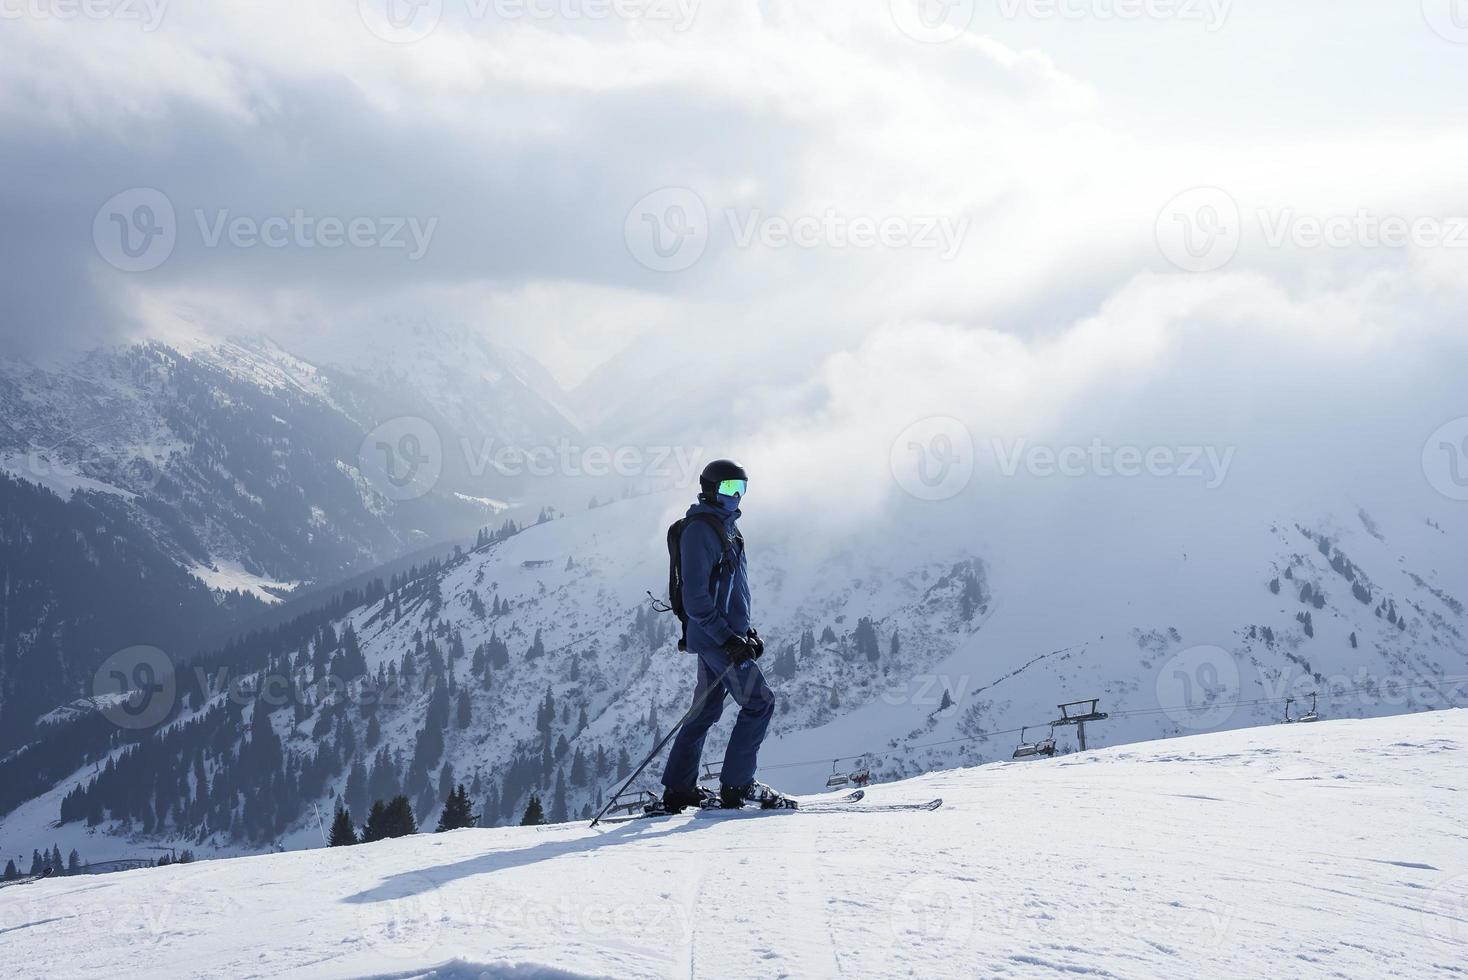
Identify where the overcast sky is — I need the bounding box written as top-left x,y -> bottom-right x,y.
2,0 -> 1466,521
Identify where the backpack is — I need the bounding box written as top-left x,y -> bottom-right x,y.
666,513 -> 743,651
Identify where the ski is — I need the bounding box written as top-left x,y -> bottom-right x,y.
698,796 -> 942,818
596,789 -> 943,825
596,788 -> 865,824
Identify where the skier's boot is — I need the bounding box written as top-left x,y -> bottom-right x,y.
719,781 -> 797,810
647,786 -> 713,816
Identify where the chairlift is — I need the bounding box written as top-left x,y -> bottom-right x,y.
1013,726 -> 1058,760
1283,697 -> 1296,724
1298,692 -> 1320,723
605,788 -> 659,817
850,767 -> 871,787
826,760 -> 850,788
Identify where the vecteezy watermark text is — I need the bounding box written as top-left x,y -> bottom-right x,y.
994,0 -> 1230,29
357,0 -> 700,43
358,417 -> 705,502
990,437 -> 1235,488
93,188 -> 438,273
0,0 -> 168,30
1157,187 -> 1468,273
624,187 -> 970,272
195,210 -> 437,260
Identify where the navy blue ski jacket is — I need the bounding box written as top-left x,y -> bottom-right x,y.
680,500 -> 750,654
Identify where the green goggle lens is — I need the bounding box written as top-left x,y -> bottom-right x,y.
717,479 -> 747,497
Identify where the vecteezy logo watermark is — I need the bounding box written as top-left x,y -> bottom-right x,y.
726,210 -> 969,260
93,188 -> 177,273
359,0 -> 699,42
1422,0 -> 1468,43
352,874 -> 445,958
0,0 -> 169,30
358,0 -> 444,43
1421,874 -> 1468,945
1257,209 -> 1468,251
463,439 -> 703,483
990,438 -> 1236,489
92,646 -> 177,730
359,417 -> 444,502
625,189 -> 971,272
93,189 -> 439,271
1156,644 -> 1240,730
624,187 -> 709,273
994,0 -> 1231,30
1158,187 -> 1468,272
1156,186 -> 1242,273
193,210 -> 438,260
1423,417 -> 1468,502
889,877 -> 975,946
889,0 -> 976,43
890,416 -> 976,502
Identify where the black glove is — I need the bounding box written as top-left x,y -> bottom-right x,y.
722,634 -> 755,665
746,628 -> 765,661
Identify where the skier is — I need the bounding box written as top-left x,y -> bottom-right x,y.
659,459 -> 785,812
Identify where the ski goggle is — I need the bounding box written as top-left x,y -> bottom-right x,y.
716,478 -> 747,497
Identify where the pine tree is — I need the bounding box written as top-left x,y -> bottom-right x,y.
550,769 -> 569,824
570,747 -> 589,786
329,805 -> 359,846
2,860 -> 16,880
436,784 -> 477,832
346,757 -> 369,816
361,800 -> 389,842
521,793 -> 546,826
385,795 -> 418,837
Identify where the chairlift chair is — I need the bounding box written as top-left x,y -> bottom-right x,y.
1012,727 -> 1042,759
1283,697 -> 1296,724
1298,692 -> 1320,723
606,788 -> 659,817
1035,726 -> 1058,757
826,760 -> 850,788
850,767 -> 871,787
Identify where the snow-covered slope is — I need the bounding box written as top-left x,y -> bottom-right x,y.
3,711 -> 1465,978
6,475 -> 1465,866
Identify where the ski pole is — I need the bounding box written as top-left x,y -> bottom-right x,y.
590,660 -> 739,827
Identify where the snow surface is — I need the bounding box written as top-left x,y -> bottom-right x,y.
186,559 -> 300,604
2,711 -> 1465,979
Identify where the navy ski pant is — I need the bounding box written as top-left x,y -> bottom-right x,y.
662,646 -> 774,791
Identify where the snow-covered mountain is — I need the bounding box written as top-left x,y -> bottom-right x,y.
4,475 -> 1464,868
0,336 -> 560,599
3,710 -> 1465,978
0,332 -> 578,804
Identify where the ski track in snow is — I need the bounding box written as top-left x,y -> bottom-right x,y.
3,711 -> 1467,978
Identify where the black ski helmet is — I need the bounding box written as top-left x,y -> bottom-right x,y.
699,458 -> 748,500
